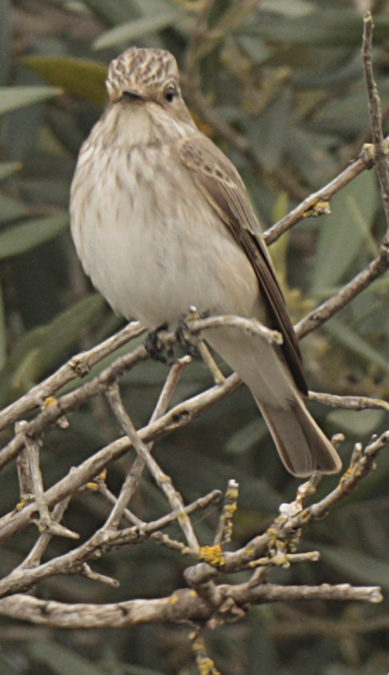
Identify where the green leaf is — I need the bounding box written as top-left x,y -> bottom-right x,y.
0,214 -> 69,260
0,654 -> 19,675
0,295 -> 105,405
324,317 -> 389,372
247,88 -> 292,172
0,161 -> 22,181
0,282 -> 6,370
0,194 -> 29,225
286,127 -> 339,189
23,56 -> 107,107
225,417 -> 267,454
327,408 -> 384,436
311,91 -> 386,137
82,0 -> 139,26
312,170 -> 378,294
123,665 -> 171,674
320,544 -> 389,591
244,9 -> 389,46
0,85 -> 61,116
0,0 -> 11,85
93,8 -> 184,50
260,0 -> 313,17
29,642 -> 106,675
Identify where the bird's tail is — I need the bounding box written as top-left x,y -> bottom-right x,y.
206,328 -> 342,477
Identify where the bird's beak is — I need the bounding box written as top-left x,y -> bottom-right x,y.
120,89 -> 145,102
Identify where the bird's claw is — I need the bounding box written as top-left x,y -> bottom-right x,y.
175,318 -> 199,357
144,324 -> 175,364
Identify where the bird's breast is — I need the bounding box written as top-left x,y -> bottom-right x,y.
70,141 -> 260,327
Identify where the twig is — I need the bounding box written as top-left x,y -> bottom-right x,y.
187,314 -> 283,346
99,484 -> 220,558
190,628 -> 221,675
362,11 -> 389,236
264,148 -> 375,245
0,373 -> 240,543
17,421 -> 77,539
183,308 -> 226,384
294,17 -> 389,338
0,321 -> 145,433
104,356 -> 191,529
105,383 -> 200,554
19,424 -> 49,530
213,479 -> 239,548
14,497 -> 72,571
295,249 -> 389,338
221,430 -> 389,574
16,446 -> 33,500
0,582 -> 381,629
0,341 -> 154,471
309,390 -> 389,413
0,491 -> 221,598
80,563 -> 119,588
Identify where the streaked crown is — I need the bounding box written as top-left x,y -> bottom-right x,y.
106,47 -> 181,101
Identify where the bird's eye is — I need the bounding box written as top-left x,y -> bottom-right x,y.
121,90 -> 142,102
164,85 -> 177,103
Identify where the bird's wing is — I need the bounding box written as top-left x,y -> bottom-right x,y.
178,133 -> 307,395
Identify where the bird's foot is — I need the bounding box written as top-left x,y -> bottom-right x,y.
178,310 -> 225,385
144,323 -> 175,364
175,317 -> 200,357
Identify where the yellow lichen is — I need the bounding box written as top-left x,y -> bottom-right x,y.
303,199 -> 331,218
85,469 -> 107,491
15,495 -> 32,511
43,396 -> 58,408
199,545 -> 225,567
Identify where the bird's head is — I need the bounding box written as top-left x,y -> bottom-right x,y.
107,47 -> 184,109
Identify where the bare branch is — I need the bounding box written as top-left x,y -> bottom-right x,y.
309,391 -> 389,413
0,321 -> 145,433
363,11 -> 389,236
0,491 -> 221,598
104,382 -> 200,553
0,14 -> 388,651
265,148 -> 375,245
0,582 -> 381,629
295,247 -> 389,338
187,313 -> 283,346
104,355 -> 191,529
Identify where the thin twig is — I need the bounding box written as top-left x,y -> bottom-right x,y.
18,422 -> 77,540
0,491 -> 221,598
14,497 -> 72,571
187,314 -> 283,345
0,321 -> 145,433
213,479 -> 239,548
309,390 -> 389,413
0,341 -> 153,471
0,373 -> 240,543
264,148 -> 375,245
295,249 -> 389,338
222,430 -> 389,574
362,11 -> 389,236
104,356 -> 191,529
104,383 -> 200,553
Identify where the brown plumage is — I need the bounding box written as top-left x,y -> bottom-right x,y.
70,47 -> 342,477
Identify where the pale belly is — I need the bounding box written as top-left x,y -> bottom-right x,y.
71,144 -> 261,328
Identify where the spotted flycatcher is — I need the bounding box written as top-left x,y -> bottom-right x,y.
70,47 -> 341,477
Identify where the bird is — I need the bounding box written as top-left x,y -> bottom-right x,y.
70,46 -> 342,478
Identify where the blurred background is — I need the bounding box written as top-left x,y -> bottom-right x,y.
1,0 -> 389,673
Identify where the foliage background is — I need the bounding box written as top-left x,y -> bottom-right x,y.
1,0 -> 389,673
